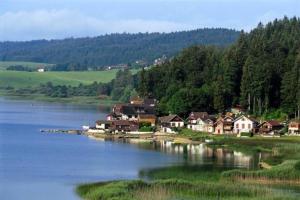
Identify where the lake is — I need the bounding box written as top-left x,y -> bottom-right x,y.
0,98 -> 261,200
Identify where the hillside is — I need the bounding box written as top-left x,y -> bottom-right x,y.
0,29 -> 240,68
136,17 -> 300,117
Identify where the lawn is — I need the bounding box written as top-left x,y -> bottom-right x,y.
0,70 -> 129,89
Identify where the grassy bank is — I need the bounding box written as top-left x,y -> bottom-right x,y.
77,179 -> 299,200
76,135 -> 300,200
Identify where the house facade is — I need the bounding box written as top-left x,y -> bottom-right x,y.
233,115 -> 258,134
288,120 -> 300,135
258,120 -> 283,135
159,115 -> 184,133
214,116 -> 234,134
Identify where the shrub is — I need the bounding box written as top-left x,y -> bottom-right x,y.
240,132 -> 252,137
139,126 -> 154,132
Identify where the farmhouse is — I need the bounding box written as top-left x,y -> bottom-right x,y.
288,120 -> 300,135
138,114 -> 156,126
187,112 -> 209,131
96,120 -> 112,131
159,114 -> 184,133
109,120 -> 139,133
112,103 -> 155,121
258,120 -> 283,135
214,116 -> 234,134
233,115 -> 258,134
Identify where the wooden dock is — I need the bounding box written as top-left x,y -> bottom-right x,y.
40,129 -> 83,135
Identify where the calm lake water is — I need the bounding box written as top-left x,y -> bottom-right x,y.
0,98 -> 261,200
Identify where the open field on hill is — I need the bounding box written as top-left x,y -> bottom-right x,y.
0,61 -> 53,70
0,69 -> 133,89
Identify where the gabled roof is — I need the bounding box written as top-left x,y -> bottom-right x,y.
234,115 -> 258,123
266,120 -> 281,126
159,115 -> 183,123
214,116 -> 234,125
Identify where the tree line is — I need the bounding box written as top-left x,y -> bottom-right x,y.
0,29 -> 240,69
137,17 -> 300,118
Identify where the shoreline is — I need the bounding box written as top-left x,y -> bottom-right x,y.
0,91 -> 118,106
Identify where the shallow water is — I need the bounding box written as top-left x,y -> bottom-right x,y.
0,98 -> 261,200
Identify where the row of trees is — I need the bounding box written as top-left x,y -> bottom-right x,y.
137,17 -> 300,118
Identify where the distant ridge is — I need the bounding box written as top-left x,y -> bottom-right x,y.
0,28 -> 240,68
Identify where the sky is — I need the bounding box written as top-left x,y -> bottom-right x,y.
0,0 -> 300,41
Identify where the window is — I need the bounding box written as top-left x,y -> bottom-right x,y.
242,124 -> 245,129
236,124 -> 239,128
248,124 -> 251,129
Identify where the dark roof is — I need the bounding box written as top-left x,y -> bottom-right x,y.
266,120 -> 282,126
121,105 -> 136,115
143,98 -> 156,105
130,96 -> 143,102
96,120 -> 112,125
188,112 -> 209,120
139,114 -> 156,119
159,115 -> 183,123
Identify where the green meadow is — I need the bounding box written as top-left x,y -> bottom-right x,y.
0,61 -> 53,70
0,70 -> 122,89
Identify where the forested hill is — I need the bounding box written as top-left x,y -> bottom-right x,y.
137,17 -> 300,117
0,29 -> 239,68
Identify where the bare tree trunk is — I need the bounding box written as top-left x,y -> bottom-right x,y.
248,93 -> 251,113
253,96 -> 256,115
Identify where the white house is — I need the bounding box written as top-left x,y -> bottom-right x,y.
37,68 -> 45,72
159,115 -> 184,133
233,115 -> 258,134
187,112 -> 208,131
95,120 -> 112,132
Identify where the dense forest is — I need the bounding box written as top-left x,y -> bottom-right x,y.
0,29 -> 239,68
137,17 -> 300,118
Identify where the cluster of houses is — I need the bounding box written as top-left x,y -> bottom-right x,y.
160,110 -> 300,136
89,97 -> 300,136
89,97 -> 157,134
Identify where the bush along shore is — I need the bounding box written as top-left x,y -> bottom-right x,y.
76,134 -> 300,200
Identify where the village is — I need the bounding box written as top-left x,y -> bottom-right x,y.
86,96 -> 300,139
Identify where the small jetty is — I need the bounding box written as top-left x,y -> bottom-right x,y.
40,129 -> 83,135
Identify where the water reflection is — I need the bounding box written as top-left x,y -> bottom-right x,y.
133,141 -> 270,169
